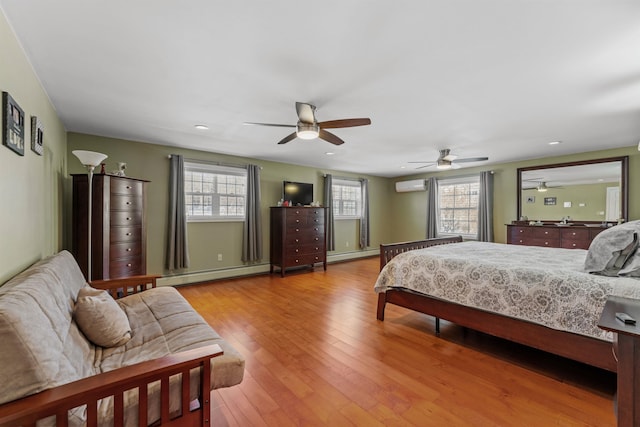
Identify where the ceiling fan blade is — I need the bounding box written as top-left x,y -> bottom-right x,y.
296,102 -> 316,124
244,122 -> 296,128
318,118 -> 371,129
318,129 -> 345,145
408,161 -> 435,164
277,132 -> 298,145
453,157 -> 489,163
415,164 -> 436,169
442,154 -> 458,161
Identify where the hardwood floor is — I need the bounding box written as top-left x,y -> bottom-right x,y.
178,257 -> 616,426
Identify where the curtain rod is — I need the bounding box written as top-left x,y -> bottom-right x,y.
322,174 -> 364,181
167,155 -> 262,169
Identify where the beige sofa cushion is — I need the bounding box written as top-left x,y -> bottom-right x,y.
74,286 -> 132,347
0,251 -> 95,405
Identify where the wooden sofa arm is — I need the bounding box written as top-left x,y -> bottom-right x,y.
90,274 -> 162,299
0,344 -> 223,427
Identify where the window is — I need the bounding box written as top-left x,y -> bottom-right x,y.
332,179 -> 362,219
184,162 -> 247,221
438,176 -> 479,237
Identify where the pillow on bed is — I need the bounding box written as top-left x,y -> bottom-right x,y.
584,220 -> 640,277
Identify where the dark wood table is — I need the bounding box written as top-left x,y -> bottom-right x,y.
598,296 -> 640,427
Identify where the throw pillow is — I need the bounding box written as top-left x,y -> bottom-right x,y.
585,220 -> 640,276
74,286 -> 132,347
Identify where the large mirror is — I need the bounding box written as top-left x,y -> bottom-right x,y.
517,156 -> 629,223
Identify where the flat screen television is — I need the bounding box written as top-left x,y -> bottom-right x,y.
283,181 -> 313,206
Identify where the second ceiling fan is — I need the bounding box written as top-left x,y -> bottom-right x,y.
410,149 -> 489,170
244,102 -> 371,146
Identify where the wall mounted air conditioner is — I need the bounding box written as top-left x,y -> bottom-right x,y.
395,179 -> 426,193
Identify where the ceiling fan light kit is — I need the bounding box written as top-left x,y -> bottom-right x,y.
296,123 -> 319,140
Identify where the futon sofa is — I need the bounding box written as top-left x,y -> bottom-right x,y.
0,250 -> 244,426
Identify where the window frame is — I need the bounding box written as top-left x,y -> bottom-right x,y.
436,175 -> 480,239
332,178 -> 362,220
184,161 -> 248,223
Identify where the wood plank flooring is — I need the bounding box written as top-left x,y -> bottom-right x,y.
178,257 -> 616,426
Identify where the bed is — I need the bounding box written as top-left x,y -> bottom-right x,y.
375,233 -> 640,372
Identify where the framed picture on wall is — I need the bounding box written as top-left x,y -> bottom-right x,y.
31,116 -> 44,155
544,197 -> 557,206
526,196 -> 535,203
2,92 -> 25,156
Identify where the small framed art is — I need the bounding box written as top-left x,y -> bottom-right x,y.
2,92 -> 25,156
31,116 -> 44,155
544,197 -> 557,206
526,196 -> 535,203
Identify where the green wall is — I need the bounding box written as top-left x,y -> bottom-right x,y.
67,133 -> 392,277
520,182 -> 612,222
389,146 -> 640,244
0,11 -> 67,284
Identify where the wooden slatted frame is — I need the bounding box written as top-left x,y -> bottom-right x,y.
0,345 -> 220,427
376,237 -> 617,372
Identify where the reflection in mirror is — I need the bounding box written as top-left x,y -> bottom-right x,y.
517,157 -> 628,223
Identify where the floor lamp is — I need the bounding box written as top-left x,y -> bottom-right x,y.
72,150 -> 108,281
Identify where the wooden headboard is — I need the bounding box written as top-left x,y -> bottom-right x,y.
379,236 -> 463,271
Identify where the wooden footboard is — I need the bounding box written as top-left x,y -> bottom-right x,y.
379,236 -> 463,271
376,237 -> 616,372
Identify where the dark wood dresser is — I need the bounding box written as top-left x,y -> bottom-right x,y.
270,206 -> 327,277
506,223 -> 606,249
72,174 -> 149,280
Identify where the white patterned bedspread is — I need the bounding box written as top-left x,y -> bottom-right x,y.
374,241 -> 640,341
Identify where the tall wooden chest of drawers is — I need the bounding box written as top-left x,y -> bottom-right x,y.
72,174 -> 149,280
270,207 -> 327,277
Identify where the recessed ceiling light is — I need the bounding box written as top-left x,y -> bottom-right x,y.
325,152 -> 335,156
548,141 -> 561,145
194,124 -> 209,130
400,166 -> 406,169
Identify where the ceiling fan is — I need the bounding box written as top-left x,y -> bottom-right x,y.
244,102 -> 371,145
522,181 -> 564,192
409,149 -> 489,170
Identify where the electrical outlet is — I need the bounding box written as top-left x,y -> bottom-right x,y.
346,241 -> 349,247
217,254 -> 223,261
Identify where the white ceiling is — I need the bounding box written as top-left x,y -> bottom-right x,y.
2,1 -> 639,177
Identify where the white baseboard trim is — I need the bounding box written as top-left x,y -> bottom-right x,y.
158,248 -> 380,287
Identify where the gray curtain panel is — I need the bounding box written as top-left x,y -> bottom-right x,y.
166,154 -> 190,270
478,171 -> 494,242
359,178 -> 370,249
323,174 -> 335,251
426,177 -> 438,239
242,164 -> 263,262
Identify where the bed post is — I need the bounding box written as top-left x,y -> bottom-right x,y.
377,293 -> 386,321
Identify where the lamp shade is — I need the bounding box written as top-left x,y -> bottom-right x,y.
72,150 -> 108,167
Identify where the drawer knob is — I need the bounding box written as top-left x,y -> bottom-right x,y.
126,217 -> 131,221
126,186 -> 131,189
519,240 -> 523,243
295,239 -> 299,243
519,230 -> 524,233
127,263 -> 132,267
295,259 -> 299,263
126,232 -> 132,236
295,249 -> 299,253
296,219 -> 300,223
295,228 -> 299,232
127,248 -> 132,252
315,237 -> 319,241
126,201 -> 131,205
572,243 -> 577,247
545,242 -> 549,245
544,231 -> 549,235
